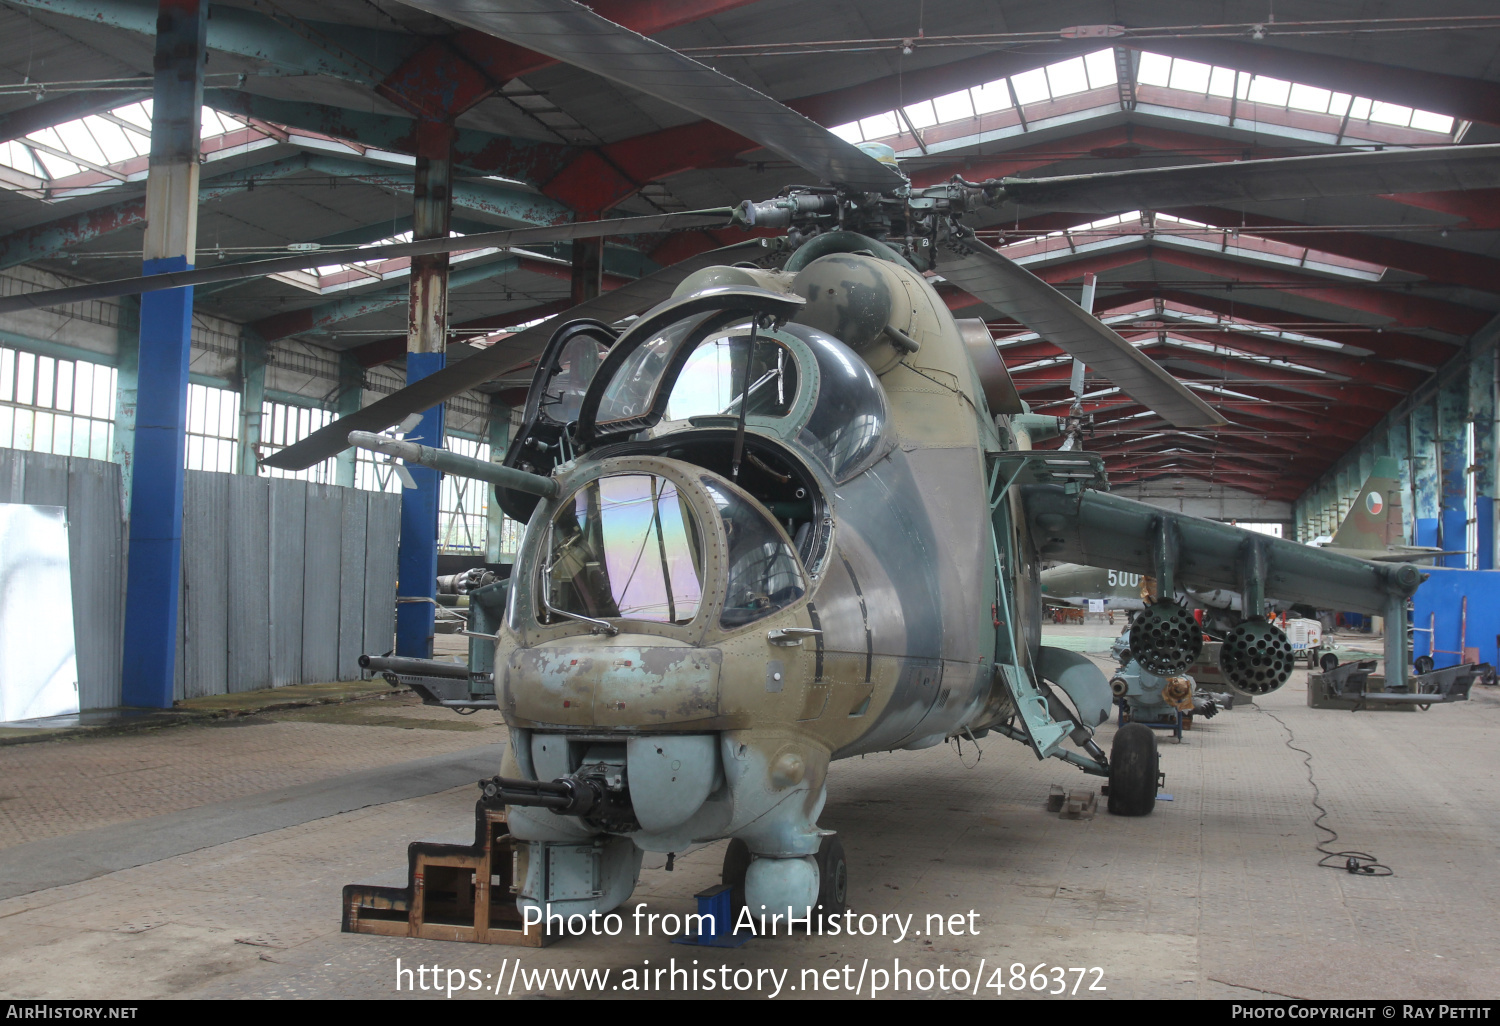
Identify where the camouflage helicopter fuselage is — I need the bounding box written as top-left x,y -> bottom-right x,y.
364,230 -> 1424,924
489,235 -> 1039,919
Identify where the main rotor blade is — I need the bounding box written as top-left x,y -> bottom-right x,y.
1001,143 -> 1500,214
938,232 -> 1224,429
387,0 -> 904,194
260,238 -> 775,471
0,209 -> 733,315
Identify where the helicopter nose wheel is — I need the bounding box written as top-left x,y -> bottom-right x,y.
815,834 -> 848,920
1107,723 -> 1159,816
720,834 -> 848,928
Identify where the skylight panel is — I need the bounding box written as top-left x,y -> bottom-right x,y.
1288,83 -> 1333,114
828,121 -> 863,143
970,79 -> 1012,113
931,88 -> 974,122
54,120 -> 106,166
1137,52 -> 1172,87
1348,96 -> 1372,120
1411,109 -> 1455,133
0,141 -> 42,178
115,102 -> 151,132
1207,65 -> 1237,98
1010,67 -> 1050,105
1045,57 -> 1089,97
903,99 -> 938,129
1168,58 -> 1211,94
1247,75 -> 1292,106
1369,100 -> 1414,127
859,110 -> 899,139
1083,49 -> 1117,88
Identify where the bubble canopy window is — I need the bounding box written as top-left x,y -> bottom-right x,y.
700,476 -> 807,628
662,332 -> 800,422
540,474 -> 704,626
576,287 -> 806,446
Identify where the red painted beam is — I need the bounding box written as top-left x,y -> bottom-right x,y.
1134,333 -> 1416,393
1159,205 -> 1500,295
1085,289 -> 1458,368
1137,337 -> 1415,399
959,241 -> 1488,338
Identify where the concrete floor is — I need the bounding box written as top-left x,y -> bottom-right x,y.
1,624 -> 1494,1000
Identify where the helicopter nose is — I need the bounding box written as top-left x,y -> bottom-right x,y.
506,636 -> 722,728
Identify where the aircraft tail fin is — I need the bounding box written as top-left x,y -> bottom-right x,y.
1331,456 -> 1403,551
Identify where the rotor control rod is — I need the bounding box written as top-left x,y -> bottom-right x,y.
479,774 -> 599,816
359,654 -> 471,680
348,431 -> 559,497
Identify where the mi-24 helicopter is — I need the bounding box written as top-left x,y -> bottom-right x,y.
6,0 -> 1493,928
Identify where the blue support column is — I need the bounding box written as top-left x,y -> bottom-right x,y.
395,121 -> 454,659
120,0 -> 206,709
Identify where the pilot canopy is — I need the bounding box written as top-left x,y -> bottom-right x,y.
574,287 -> 895,483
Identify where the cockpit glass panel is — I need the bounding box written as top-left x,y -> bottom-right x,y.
700,477 -> 807,629
542,474 -> 703,625
539,333 -> 607,426
791,327 -> 892,480
593,319 -> 696,426
663,332 -> 799,422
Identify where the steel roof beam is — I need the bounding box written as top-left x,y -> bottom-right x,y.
203,89 -> 572,186
1081,288 -> 1459,368
0,152 -> 315,269
250,255 -> 523,343
0,90 -> 153,144
1158,204 -> 1500,295
8,0 -> 407,85
958,241 -> 1490,338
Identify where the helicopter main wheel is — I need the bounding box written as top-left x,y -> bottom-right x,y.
1414,655 -> 1435,676
814,834 -> 848,921
1319,652 -> 1341,674
1107,723 -> 1159,817
721,837 -> 751,916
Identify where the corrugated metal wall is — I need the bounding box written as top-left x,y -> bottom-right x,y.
175,474 -> 401,701
0,449 -> 127,711
0,449 -> 401,709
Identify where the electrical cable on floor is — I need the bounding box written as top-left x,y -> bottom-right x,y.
1262,709 -> 1392,876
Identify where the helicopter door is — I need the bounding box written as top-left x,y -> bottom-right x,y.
495,320 -> 616,522
574,287 -> 804,448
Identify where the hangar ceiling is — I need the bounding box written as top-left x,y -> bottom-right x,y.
0,0 -> 1498,501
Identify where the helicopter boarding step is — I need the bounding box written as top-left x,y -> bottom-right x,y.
342,800 -> 550,947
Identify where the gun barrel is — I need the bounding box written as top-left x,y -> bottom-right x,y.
348,431 -> 559,497
359,654 -> 471,680
479,775 -> 598,815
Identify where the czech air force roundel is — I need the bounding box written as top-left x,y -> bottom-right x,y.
1366,491 -> 1383,515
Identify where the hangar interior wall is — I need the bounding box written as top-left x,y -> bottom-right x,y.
1294,323 -> 1500,570
0,448 -> 399,710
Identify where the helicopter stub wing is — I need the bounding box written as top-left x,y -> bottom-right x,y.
260,237 -> 776,472
386,0 -> 906,195
939,231 -> 1224,430
1020,482 -> 1423,616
